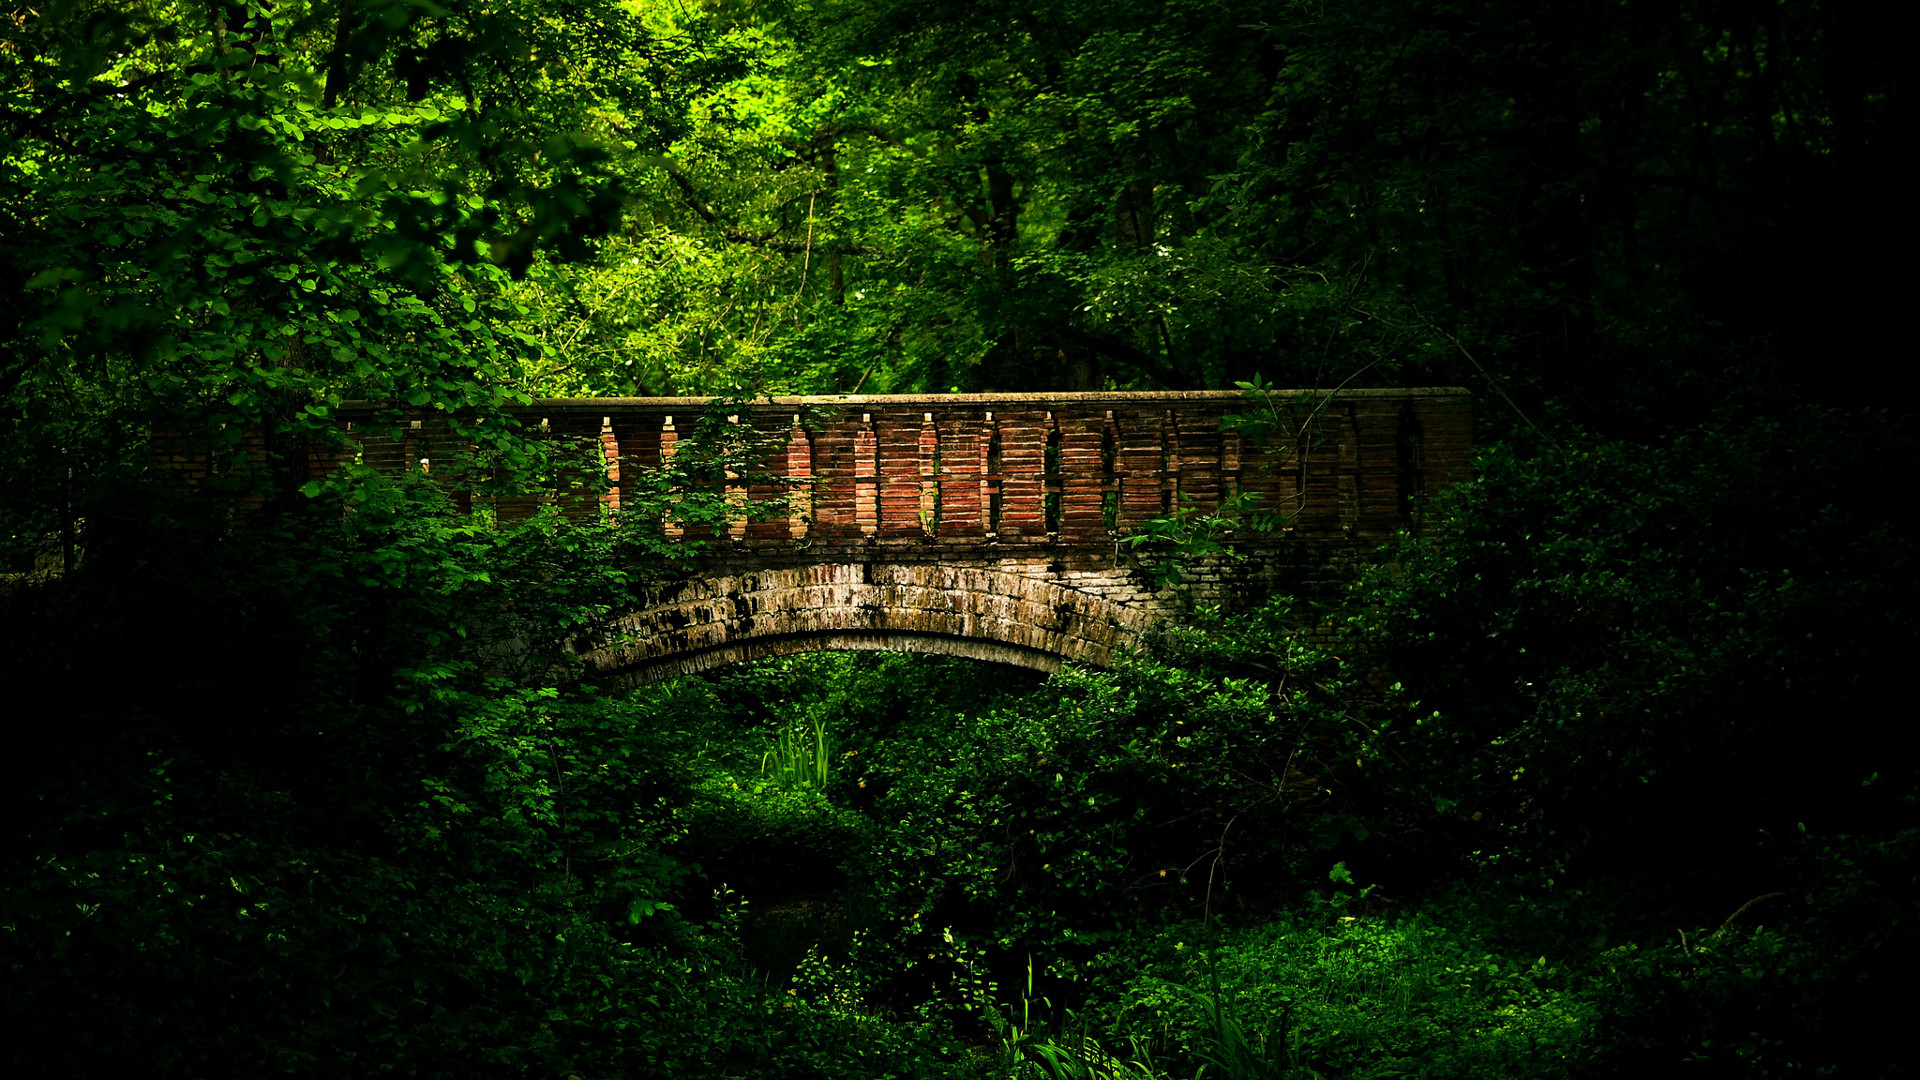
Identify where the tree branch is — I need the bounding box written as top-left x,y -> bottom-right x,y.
722,231 -> 881,257
1712,892 -> 1787,938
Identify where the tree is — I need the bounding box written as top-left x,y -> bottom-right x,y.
514,0 -> 1901,414
1,0 -> 741,561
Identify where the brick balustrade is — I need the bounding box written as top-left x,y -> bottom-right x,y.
162,389 -> 1472,681
335,389 -> 1471,545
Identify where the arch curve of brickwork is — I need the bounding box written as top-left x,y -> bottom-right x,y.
579,563 -> 1149,687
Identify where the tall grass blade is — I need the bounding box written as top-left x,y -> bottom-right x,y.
761,716 -> 832,791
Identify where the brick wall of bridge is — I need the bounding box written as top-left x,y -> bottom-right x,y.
336,388 -> 1470,548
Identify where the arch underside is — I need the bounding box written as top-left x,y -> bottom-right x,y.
602,630 -> 1069,686
579,562 -> 1147,687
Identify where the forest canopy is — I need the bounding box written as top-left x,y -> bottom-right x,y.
2,2 -> 1911,1078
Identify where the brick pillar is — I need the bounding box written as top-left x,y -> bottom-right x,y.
1115,406 -> 1163,533
937,413 -> 984,537
1058,406 -> 1107,543
1416,396 -> 1474,495
745,411 -> 793,541
1353,401 -> 1402,534
483,417 -> 537,524
1232,408 -> 1291,524
807,412 -> 856,539
1296,404 -> 1362,533
996,410 -> 1047,538
878,410 -> 922,538
1176,407 -> 1222,515
548,413 -> 604,522
610,411 -> 666,521
1297,403 -> 1343,533
990,407 -> 1036,534
1395,401 -> 1423,521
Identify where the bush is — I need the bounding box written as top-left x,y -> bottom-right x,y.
1090,904 -> 1596,1080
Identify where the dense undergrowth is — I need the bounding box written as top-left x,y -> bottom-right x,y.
6,399 -> 1913,1078
5,0 -> 1910,1073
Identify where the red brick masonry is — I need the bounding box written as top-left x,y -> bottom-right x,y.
331,389 -> 1470,545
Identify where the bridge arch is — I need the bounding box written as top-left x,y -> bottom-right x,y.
579,562 -> 1150,687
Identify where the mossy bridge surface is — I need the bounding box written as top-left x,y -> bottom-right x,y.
337,389 -> 1472,683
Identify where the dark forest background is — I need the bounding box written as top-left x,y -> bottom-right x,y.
3,1 -> 1911,1077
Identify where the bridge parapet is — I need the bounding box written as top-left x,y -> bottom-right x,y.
337,388 -> 1470,550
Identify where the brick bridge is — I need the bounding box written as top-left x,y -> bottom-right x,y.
334,389 -> 1471,684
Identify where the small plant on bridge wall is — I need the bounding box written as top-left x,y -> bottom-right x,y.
1122,488 -> 1289,596
762,715 -> 832,791
1121,378 -> 1325,596
1219,374 -> 1352,521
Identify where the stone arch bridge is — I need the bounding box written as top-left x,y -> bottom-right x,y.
329,389 -> 1471,684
